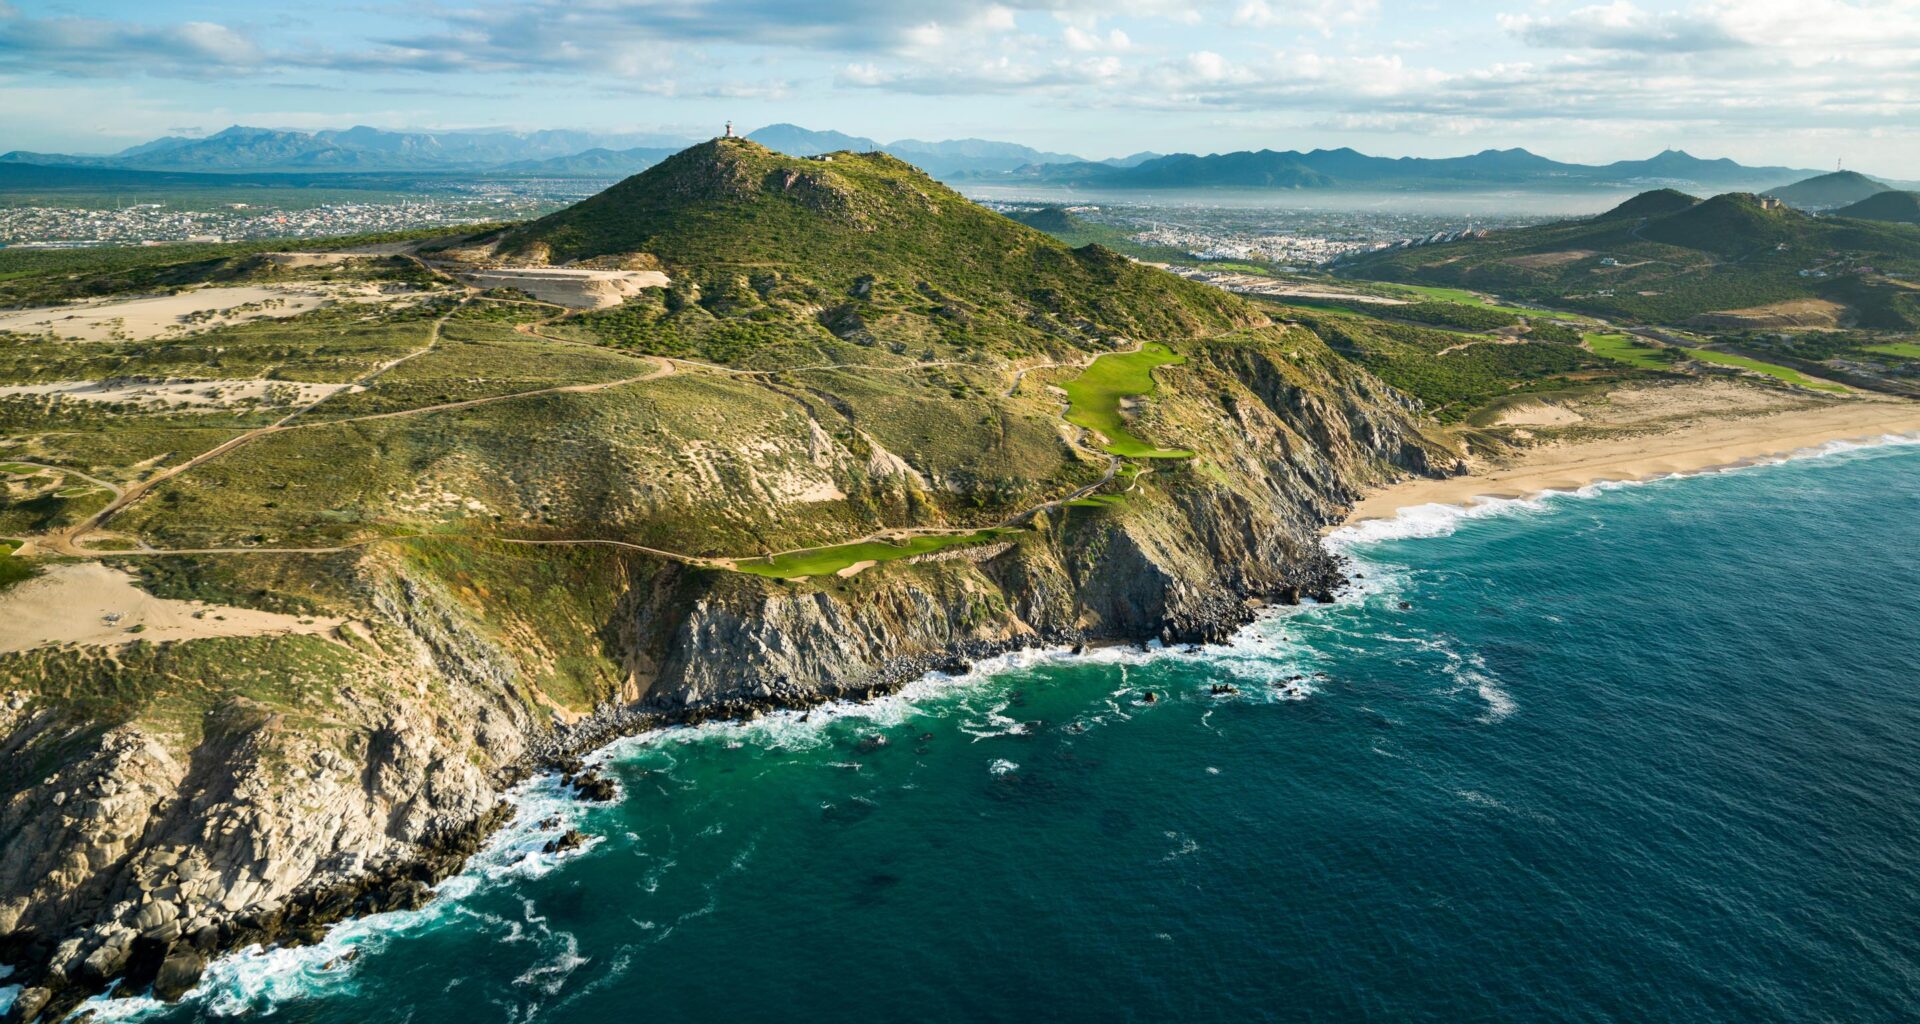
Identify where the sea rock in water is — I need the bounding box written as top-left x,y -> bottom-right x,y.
152,948 -> 208,1001
543,830 -> 585,855
571,771 -> 617,802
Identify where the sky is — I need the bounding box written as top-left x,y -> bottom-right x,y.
1,0 -> 1916,174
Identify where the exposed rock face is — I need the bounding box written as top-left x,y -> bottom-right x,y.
0,570 -> 524,1020
0,327 -> 1447,1020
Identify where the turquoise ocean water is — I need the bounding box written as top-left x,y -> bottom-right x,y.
59,439 -> 1920,1022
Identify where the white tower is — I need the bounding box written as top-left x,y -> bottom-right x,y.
724,121 -> 735,139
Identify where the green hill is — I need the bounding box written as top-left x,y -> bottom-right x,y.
1833,191 -> 1920,224
1008,206 -> 1083,234
1637,193 -> 1805,253
493,139 -> 1255,364
1766,170 -> 1890,209
1339,188 -> 1920,327
1595,188 -> 1699,221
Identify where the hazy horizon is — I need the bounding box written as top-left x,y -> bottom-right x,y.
1,1 -> 1916,176
11,121 -> 1870,179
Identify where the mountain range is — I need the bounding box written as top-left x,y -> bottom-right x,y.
0,125 -> 695,174
980,147 -> 1838,192
0,123 -> 1903,195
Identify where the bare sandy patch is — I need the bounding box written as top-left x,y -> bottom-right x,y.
0,378 -> 354,410
0,562 -> 344,654
1494,401 -> 1584,427
1688,298 -> 1849,330
1503,250 -> 1593,270
455,267 -> 671,309
0,284 -> 425,342
260,252 -> 372,269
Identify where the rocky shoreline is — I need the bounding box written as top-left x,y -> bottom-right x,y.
2,321 -> 1442,1022
1,549 -> 1349,1022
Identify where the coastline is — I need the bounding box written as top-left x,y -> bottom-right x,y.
1343,395 -> 1920,527
23,385 -> 1918,1020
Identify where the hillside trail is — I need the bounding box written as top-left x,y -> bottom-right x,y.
31,281 -> 1169,573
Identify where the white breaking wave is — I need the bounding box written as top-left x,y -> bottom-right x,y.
68,774 -> 603,1021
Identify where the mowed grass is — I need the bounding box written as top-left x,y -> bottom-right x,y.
1584,332 -> 1677,370
1866,342 -> 1920,360
733,529 -> 1015,579
1689,349 -> 1849,393
1061,343 -> 1194,459
1387,283 -> 1587,322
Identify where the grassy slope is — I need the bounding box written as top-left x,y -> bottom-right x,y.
1584,332 -> 1676,370
1342,193 -> 1920,328
1061,343 -> 1194,458
1287,306 -> 1628,422
499,139 -> 1258,367
1688,349 -> 1849,393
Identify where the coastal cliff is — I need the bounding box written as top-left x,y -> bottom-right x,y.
0,139 -> 1451,1020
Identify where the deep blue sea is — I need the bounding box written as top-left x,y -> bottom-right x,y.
57,440 -> 1920,1023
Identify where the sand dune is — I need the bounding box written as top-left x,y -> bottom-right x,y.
455,267 -> 670,309
0,283 -> 424,342
0,377 -> 354,409
0,562 -> 344,654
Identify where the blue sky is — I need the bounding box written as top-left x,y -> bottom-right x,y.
2,0 -> 1916,173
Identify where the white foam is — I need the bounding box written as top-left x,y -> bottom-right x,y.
988,758 -> 1019,776
69,773 -> 601,1020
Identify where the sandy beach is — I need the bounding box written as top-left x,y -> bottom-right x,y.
1347,386 -> 1920,524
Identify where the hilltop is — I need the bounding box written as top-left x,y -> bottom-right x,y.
1766,170 -> 1891,209
486,138 -> 1255,364
1833,191 -> 1920,224
1595,188 -> 1700,220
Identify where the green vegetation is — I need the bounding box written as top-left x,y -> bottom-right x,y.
1293,308 -> 1622,421
0,225 -> 481,307
1060,343 -> 1193,458
1584,332 -> 1677,370
1832,191 -> 1920,225
1344,192 -> 1920,330
1687,349 -> 1848,393
1524,320 -> 1584,344
1005,207 -> 1138,251
1384,284 -> 1586,322
1387,300 -> 1520,331
0,539 -> 34,591
733,529 -> 1016,579
504,139 -> 1256,368
1865,341 -> 1920,359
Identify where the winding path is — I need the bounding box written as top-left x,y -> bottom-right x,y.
26,279 -> 1168,575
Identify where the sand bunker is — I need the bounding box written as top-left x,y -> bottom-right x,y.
0,562 -> 344,654
0,378 -> 354,410
0,284 -> 422,342
455,267 -> 672,309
